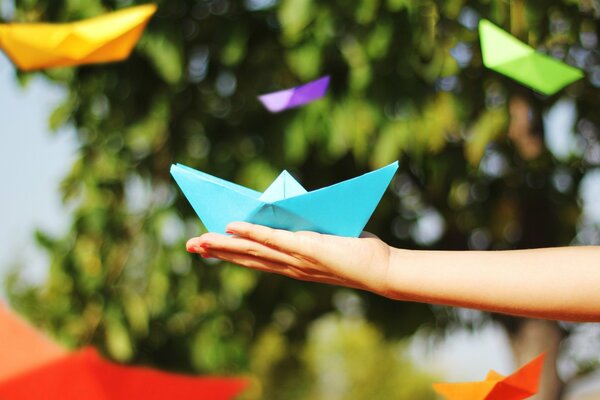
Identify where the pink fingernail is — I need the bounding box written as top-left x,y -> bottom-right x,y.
227,222 -> 240,231
187,244 -> 201,253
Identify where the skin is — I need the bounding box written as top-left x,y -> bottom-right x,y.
187,222 -> 600,322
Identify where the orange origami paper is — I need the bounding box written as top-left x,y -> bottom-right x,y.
0,347 -> 247,400
0,303 -> 247,399
432,353 -> 545,400
0,4 -> 156,71
0,302 -> 66,381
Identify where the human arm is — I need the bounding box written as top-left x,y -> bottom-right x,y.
186,222 -> 600,322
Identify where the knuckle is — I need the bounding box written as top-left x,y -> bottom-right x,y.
247,248 -> 260,258
290,237 -> 318,264
291,252 -> 318,265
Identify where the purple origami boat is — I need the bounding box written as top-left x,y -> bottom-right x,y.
258,75 -> 330,113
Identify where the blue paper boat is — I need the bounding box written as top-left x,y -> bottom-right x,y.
170,161 -> 398,237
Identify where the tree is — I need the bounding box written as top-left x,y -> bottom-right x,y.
4,0 -> 600,398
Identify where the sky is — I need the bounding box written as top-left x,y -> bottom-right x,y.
0,53 -> 77,291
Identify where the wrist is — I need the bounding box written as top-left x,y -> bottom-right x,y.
377,247 -> 410,300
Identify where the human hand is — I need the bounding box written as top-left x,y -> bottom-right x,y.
186,222 -> 393,294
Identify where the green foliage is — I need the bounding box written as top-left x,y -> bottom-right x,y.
301,314 -> 436,400
247,312 -> 438,400
4,0 -> 600,397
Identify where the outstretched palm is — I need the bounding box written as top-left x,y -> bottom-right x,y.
186,222 -> 392,295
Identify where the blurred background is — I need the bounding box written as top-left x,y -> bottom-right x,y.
1,0 -> 600,398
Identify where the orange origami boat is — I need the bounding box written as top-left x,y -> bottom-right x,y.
0,4 -> 156,71
432,353 -> 545,400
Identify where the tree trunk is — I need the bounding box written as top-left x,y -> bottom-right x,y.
502,89 -> 568,399
508,319 -> 565,400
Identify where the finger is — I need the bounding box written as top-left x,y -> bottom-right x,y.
359,231 -> 379,239
188,233 -> 304,268
201,249 -> 314,280
200,249 -> 291,275
226,222 -> 322,261
188,235 -> 329,277
196,239 -> 338,278
203,249 -> 356,287
225,222 -> 299,251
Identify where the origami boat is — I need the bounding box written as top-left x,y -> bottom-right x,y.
0,4 -> 156,71
171,161 -> 398,237
433,353 -> 545,400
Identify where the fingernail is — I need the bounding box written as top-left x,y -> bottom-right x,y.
199,242 -> 209,249
227,222 -> 240,231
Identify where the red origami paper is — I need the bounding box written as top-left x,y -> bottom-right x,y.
432,353 -> 545,400
0,303 -> 247,399
0,347 -> 246,400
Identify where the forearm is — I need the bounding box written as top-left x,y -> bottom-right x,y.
384,246 -> 600,322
